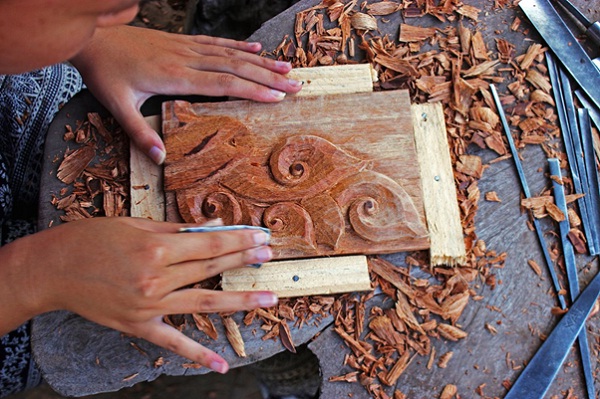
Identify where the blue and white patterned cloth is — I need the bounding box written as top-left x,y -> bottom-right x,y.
0,64 -> 83,397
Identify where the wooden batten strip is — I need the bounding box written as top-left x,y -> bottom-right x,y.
411,102 -> 467,266
222,256 -> 372,298
130,115 -> 165,221
286,64 -> 377,98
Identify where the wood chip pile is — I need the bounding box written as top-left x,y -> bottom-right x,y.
53,113 -> 129,223
49,1 -> 600,397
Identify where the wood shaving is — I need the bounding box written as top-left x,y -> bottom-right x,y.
222,316 -> 246,358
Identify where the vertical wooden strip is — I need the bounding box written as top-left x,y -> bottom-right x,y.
129,115 -> 165,221
411,102 -> 466,266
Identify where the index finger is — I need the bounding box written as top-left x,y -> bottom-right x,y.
160,228 -> 271,265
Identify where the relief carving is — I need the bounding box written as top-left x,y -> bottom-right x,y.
164,104 -> 429,259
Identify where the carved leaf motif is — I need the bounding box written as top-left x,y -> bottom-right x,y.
222,135 -> 370,202
164,115 -> 259,190
263,202 -> 317,255
301,194 -> 344,250
332,171 -> 428,242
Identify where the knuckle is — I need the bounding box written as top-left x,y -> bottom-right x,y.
195,291 -> 217,312
134,273 -> 162,298
223,47 -> 237,57
204,234 -> 225,256
141,240 -> 170,265
216,73 -> 235,89
202,260 -> 220,277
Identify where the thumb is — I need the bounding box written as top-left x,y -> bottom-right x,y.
112,102 -> 166,165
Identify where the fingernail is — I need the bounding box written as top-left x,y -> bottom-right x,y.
251,246 -> 272,263
253,231 -> 269,245
149,146 -> 166,165
270,90 -> 286,100
276,61 -> 292,69
288,78 -> 303,87
210,359 -> 228,374
258,293 -> 278,307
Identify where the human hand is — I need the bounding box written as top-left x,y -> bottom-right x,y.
70,25 -> 303,165
3,217 -> 275,373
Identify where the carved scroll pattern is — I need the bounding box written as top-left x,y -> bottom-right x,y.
165,115 -> 428,259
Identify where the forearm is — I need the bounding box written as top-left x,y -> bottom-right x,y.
0,236 -> 50,336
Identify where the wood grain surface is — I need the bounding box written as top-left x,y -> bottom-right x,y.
163,91 -> 429,258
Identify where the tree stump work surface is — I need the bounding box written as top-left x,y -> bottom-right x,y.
34,0 -> 600,398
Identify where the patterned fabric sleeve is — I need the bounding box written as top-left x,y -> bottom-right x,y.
0,64 -> 83,398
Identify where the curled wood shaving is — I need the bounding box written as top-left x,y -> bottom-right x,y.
279,321 -> 297,353
437,351 -> 453,368
440,384 -> 458,399
351,12 -> 378,31
399,24 -> 436,42
437,323 -> 468,341
485,191 -> 501,202
367,2 -> 402,16
192,313 -> 218,340
568,228 -> 587,254
222,316 -> 246,358
528,259 -> 543,277
57,146 -> 96,184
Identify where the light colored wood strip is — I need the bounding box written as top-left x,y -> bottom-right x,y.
129,116 -> 164,221
411,103 -> 466,266
286,64 -> 377,97
222,255 -> 371,298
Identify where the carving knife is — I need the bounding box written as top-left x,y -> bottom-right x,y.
520,0 -> 600,109
552,0 -> 600,47
504,265 -> 600,399
548,158 -> 595,399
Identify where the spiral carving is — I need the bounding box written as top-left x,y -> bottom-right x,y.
269,137 -> 315,186
263,202 -> 317,252
180,190 -> 243,226
333,172 -> 427,242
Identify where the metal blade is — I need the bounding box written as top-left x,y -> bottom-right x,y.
548,158 -> 595,399
553,0 -> 590,27
520,0 -> 600,110
504,267 -> 600,399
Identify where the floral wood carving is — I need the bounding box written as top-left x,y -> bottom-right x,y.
163,92 -> 429,259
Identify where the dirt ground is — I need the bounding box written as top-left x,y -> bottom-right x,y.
7,1 -> 305,399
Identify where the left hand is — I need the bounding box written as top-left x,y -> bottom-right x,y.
70,25 -> 302,164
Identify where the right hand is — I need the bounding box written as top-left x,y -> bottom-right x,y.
1,217 -> 276,373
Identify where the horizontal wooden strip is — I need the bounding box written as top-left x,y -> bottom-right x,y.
222,255 -> 372,298
286,64 -> 377,97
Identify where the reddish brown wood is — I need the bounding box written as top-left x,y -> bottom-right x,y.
163,90 -> 429,259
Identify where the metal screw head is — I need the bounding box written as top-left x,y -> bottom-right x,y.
292,275 -> 300,282
434,175 -> 440,181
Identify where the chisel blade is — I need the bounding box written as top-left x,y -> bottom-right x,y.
520,0 -> 600,110
504,268 -> 600,399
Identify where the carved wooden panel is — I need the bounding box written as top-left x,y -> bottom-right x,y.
163,90 -> 429,259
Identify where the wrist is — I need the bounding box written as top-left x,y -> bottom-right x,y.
0,235 -> 55,334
